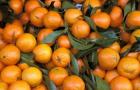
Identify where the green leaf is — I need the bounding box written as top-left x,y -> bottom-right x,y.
131,0 -> 136,11
120,48 -> 131,58
136,37 -> 140,42
62,1 -> 75,9
42,30 -> 64,43
88,51 -> 98,69
82,75 -> 94,89
131,43 -> 140,52
95,75 -> 111,90
101,30 -> 118,39
86,83 -> 93,90
71,54 -> 79,75
124,2 -> 132,20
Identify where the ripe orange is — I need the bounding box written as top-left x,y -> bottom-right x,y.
49,67 -> 68,86
43,11 -> 63,29
117,57 -> 140,79
73,0 -> 84,3
131,77 -> 140,90
18,63 -> 29,70
37,28 -> 53,45
109,42 -> 121,52
0,62 -> 4,72
71,20 -> 90,39
62,75 -> 85,90
30,7 -> 48,27
9,80 -> 31,90
127,52 -> 139,58
57,35 -> 71,49
0,44 -> 20,65
104,70 -> 119,83
88,32 -> 101,39
118,0 -> 129,8
25,0 -> 41,14
3,23 -> 24,43
33,44 -> 52,64
0,82 -> 8,90
77,59 -> 84,71
98,48 -> 120,70
45,61 -> 56,70
52,48 -> 71,67
110,76 -> 133,90
45,0 -> 61,8
92,66 -> 106,79
0,65 -> 21,84
119,27 -> 131,42
110,6 -> 123,27
126,11 -> 140,28
64,9 -> 83,25
129,29 -> 140,44
32,84 -> 47,90
91,11 -> 111,29
22,67 -> 42,87
20,12 -> 29,25
9,0 -> 23,14
16,33 -> 37,53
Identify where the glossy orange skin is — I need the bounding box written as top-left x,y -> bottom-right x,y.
16,33 -> 37,53
25,0 -> 41,14
9,0 -> 23,14
57,35 -> 71,49
92,66 -> 106,79
104,70 -> 119,83
109,42 -> 121,52
98,48 -> 120,70
33,44 -> 52,64
62,75 -> 85,90
118,0 -> 129,8
32,84 -> 47,90
64,9 -> 83,25
18,63 -> 29,70
117,57 -> 140,79
3,23 -> 24,43
126,11 -> 140,28
20,12 -> 29,25
30,7 -> 48,27
71,20 -> 90,39
52,48 -> 71,67
110,76 -> 133,90
43,11 -> 63,29
0,44 -> 20,65
37,28 -> 53,45
91,11 -> 111,29
0,65 -> 21,84
9,80 -> 31,90
110,6 -> 123,27
88,32 -> 101,39
45,0 -> 61,8
49,67 -> 68,86
0,82 -> 8,90
131,77 -> 140,90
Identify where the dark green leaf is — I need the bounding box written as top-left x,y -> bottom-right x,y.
82,75 -> 94,89
62,1 -> 75,9
86,83 -> 93,90
88,51 -> 98,69
131,43 -> 140,52
131,0 -> 136,11
42,30 -> 64,43
120,48 -> 131,58
124,2 -> 132,20
136,37 -> 140,42
101,30 -> 118,38
71,54 -> 79,75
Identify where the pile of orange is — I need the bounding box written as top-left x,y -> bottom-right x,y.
0,0 -> 140,90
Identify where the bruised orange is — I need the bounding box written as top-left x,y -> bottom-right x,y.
131,77 -> 140,90
45,0 -> 61,8
49,67 -> 68,86
20,12 -> 29,25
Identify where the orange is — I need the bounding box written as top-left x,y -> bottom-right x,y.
0,65 -> 21,84
16,33 -> 37,53
126,11 -> 140,28
52,48 -> 71,67
110,76 -> 133,90
45,61 -> 55,70
25,0 -> 41,14
37,28 -> 53,45
109,42 -> 121,52
88,32 -> 101,39
9,0 -> 23,14
71,20 -> 90,39
91,11 -> 111,29
43,11 -> 63,29
20,12 -> 29,25
92,66 -> 106,79
22,67 -> 42,87
0,33 -> 7,50
77,59 -> 84,71
18,63 -> 29,70
49,67 -> 68,86
3,23 -> 24,43
119,26 -> 130,42
110,6 -> 123,27
0,44 -> 20,65
104,70 -> 119,83
98,48 -> 120,70
0,62 -> 4,71
62,75 -> 85,90
57,35 -> 71,49
64,9 -> 83,25
129,29 -> 140,44
131,77 -> 140,90
117,57 -> 140,79
12,19 -> 23,26
118,0 -> 129,8
45,0 -> 61,8
9,80 -> 31,90
33,44 -> 52,64
127,52 -> 139,58
0,82 -> 8,90
120,44 -> 132,54
32,84 -> 47,90
30,7 -> 48,27
73,0 -> 84,3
